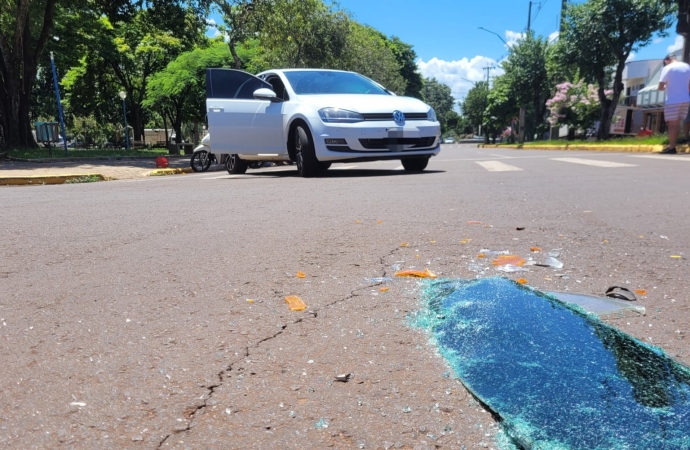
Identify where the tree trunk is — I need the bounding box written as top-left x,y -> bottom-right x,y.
0,0 -> 56,149
228,37 -> 242,69
596,61 -> 625,141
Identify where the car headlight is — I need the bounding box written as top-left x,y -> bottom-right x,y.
318,108 -> 364,123
427,108 -> 438,123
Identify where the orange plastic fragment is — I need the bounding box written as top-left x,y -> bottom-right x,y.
530,247 -> 542,252
379,287 -> 390,292
477,253 -> 486,259
394,268 -> 438,279
355,220 -> 361,224
285,295 -> 307,311
516,278 -> 528,285
400,242 -> 409,247
635,289 -> 647,296
296,271 -> 306,278
377,220 -> 383,224
466,221 -> 482,225
492,255 -> 526,266
431,240 -> 437,244
247,299 -> 255,303
460,239 -> 472,244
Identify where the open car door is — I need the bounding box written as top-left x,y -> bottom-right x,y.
206,69 -> 274,156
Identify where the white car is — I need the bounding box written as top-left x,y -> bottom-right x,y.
205,68 -> 441,177
443,137 -> 455,144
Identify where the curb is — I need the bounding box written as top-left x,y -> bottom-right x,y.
0,173 -> 105,186
477,144 -> 686,153
146,167 -> 193,177
4,154 -> 188,163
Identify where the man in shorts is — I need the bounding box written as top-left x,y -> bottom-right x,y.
658,53 -> 690,154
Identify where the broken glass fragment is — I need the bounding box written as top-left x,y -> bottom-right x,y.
416,277 -> 690,450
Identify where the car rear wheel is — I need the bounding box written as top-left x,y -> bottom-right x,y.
226,154 -> 248,174
295,125 -> 319,178
401,157 -> 429,172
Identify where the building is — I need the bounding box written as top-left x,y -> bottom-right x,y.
611,49 -> 682,135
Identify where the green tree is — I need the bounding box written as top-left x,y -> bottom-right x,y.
215,0 -> 267,69
557,0 -> 674,140
63,12 -> 193,141
500,32 -> 551,141
258,0 -> 350,68
0,0 -> 209,150
460,81 -> 489,140
421,78 -> 455,134
485,75 -> 519,142
388,37 -> 424,98
144,39 -> 260,143
337,23 -> 406,94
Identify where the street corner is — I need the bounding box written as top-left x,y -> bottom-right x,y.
145,167 -> 193,177
0,173 -> 105,186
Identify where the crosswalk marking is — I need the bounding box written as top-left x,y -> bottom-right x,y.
394,165 -> 404,170
551,157 -> 636,168
629,154 -> 690,161
475,160 -> 523,172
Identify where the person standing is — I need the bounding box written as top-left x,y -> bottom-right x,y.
658,53 -> 690,154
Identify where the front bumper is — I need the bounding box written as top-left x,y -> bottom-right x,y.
309,118 -> 441,162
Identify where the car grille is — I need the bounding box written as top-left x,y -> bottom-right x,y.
361,113 -> 428,121
359,137 -> 436,150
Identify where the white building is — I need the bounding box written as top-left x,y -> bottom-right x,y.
610,49 -> 682,135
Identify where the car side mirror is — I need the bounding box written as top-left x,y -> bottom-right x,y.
253,88 -> 282,102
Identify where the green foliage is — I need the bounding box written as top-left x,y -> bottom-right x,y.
421,78 -> 455,133
388,37 -> 424,98
64,175 -> 103,184
556,0 -> 675,140
336,23 -> 406,94
485,75 -> 518,140
460,81 -> 490,134
257,0 -> 350,68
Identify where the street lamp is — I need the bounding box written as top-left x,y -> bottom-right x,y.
478,27 -> 508,46
461,77 -> 478,86
119,91 -> 130,150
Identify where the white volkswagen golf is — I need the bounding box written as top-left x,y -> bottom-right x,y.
205,68 -> 441,177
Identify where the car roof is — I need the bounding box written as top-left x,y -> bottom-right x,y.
263,68 -> 355,75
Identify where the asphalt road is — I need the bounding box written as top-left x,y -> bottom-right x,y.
1,144 -> 689,449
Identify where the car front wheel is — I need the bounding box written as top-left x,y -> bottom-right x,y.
226,154 -> 248,174
401,157 -> 429,172
295,125 -> 319,178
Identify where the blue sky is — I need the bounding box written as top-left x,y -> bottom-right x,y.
208,0 -> 682,102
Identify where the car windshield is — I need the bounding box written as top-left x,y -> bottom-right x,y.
283,71 -> 389,95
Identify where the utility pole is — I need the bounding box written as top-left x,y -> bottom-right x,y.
527,1 -> 532,32
483,66 -> 495,85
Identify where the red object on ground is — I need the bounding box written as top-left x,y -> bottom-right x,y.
636,128 -> 653,137
155,156 -> 169,168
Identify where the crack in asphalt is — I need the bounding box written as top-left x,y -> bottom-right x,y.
157,247 -> 400,448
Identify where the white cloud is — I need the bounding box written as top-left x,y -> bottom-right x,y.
668,35 -> 684,53
417,56 -> 504,103
626,52 -> 636,62
653,37 -> 663,45
505,30 -> 525,48
548,31 -> 559,43
206,18 -> 217,26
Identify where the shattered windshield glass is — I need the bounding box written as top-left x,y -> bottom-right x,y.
415,277 -> 690,449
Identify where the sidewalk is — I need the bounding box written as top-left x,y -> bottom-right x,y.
0,156 -> 193,185
478,142 -> 689,153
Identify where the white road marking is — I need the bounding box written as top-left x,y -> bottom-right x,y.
394,165 -> 404,170
203,175 -> 243,179
629,154 -> 690,161
335,165 -> 359,170
551,157 -> 636,168
475,160 -> 523,172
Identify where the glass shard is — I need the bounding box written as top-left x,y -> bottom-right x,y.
416,278 -> 690,450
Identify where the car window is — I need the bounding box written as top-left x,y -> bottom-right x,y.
206,69 -> 272,99
283,71 -> 390,95
266,76 -> 289,101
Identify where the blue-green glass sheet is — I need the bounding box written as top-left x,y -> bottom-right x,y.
418,277 -> 690,449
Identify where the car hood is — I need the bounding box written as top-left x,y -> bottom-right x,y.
294,94 -> 431,114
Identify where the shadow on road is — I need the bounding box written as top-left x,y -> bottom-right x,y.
238,168 -> 446,179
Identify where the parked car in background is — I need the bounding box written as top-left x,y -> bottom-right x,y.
443,137 -> 455,144
206,68 -> 441,177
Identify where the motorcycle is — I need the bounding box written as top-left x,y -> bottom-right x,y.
190,133 -> 290,173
